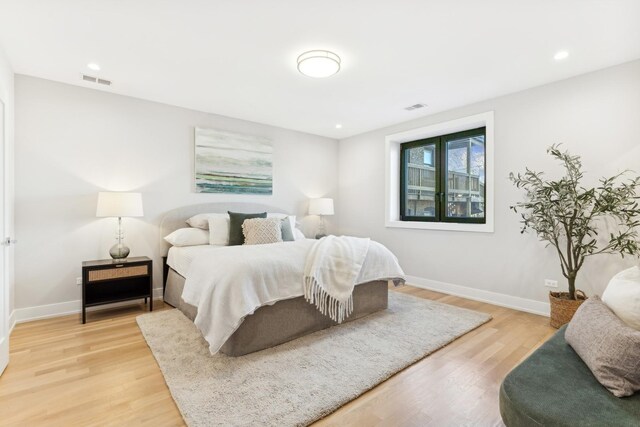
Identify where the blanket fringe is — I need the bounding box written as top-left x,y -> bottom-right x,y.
303,276 -> 353,323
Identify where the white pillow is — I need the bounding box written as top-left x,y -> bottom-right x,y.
602,266 -> 640,330
164,228 -> 209,247
186,213 -> 227,230
293,228 -> 306,240
186,213 -> 210,229
207,216 -> 230,246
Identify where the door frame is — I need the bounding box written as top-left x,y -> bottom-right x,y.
0,96 -> 7,375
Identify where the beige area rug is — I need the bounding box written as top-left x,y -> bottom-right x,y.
136,291 -> 491,427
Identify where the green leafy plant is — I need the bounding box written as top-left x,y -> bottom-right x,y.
509,144 -> 640,300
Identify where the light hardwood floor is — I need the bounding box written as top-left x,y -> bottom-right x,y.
0,285 -> 554,426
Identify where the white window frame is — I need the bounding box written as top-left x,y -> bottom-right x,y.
385,111 -> 494,233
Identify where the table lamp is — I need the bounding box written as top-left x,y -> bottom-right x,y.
309,198 -> 334,239
96,192 -> 144,259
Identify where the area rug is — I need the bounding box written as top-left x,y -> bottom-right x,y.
136,291 -> 491,427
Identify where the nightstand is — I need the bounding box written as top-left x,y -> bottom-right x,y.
82,256 -> 153,323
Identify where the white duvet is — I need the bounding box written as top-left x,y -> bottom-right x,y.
180,239 -> 405,354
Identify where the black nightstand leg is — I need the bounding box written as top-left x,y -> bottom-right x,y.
81,271 -> 86,324
149,264 -> 153,312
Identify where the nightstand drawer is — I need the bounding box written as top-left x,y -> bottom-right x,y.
87,265 -> 149,282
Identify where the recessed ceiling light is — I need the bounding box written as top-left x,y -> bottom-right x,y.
87,62 -> 101,71
335,124 -> 342,129
553,51 -> 569,61
297,50 -> 341,78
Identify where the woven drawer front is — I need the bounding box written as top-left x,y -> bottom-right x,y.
88,265 -> 148,282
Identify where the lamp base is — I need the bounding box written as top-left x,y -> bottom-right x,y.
109,243 -> 130,260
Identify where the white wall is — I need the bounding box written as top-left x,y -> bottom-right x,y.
14,75 -> 338,312
0,44 -> 15,326
12,60 -> 640,318
338,60 -> 640,310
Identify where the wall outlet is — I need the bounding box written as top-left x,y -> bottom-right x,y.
544,279 -> 558,288
76,277 -> 83,286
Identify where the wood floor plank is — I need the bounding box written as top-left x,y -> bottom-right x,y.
0,286 -> 554,426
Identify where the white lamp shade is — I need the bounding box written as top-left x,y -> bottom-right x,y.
96,192 -> 144,217
309,198 -> 334,216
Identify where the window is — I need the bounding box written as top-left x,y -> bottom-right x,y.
385,111 -> 493,232
400,127 -> 486,224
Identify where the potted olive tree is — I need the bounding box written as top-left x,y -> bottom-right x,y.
510,145 -> 640,328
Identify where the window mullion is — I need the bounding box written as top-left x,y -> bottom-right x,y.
438,138 -> 445,222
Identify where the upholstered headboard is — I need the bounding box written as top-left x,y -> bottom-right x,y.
159,202 -> 290,255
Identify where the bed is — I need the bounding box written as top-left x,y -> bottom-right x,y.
160,203 -> 404,356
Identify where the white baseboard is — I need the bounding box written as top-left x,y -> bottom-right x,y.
10,279 -> 549,329
406,275 -> 550,317
8,309 -> 16,335
11,287 -> 165,327
13,300 -> 81,324
0,335 -> 8,375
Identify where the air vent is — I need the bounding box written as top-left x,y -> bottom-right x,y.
404,103 -> 427,111
81,74 -> 112,86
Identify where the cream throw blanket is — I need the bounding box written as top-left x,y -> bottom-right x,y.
303,235 -> 370,323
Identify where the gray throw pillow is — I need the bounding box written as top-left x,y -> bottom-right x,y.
280,217 -> 295,241
228,211 -> 267,246
565,295 -> 640,397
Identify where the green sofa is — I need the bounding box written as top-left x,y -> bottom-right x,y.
499,325 -> 640,426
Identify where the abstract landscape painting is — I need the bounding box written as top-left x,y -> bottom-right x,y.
194,127 -> 273,194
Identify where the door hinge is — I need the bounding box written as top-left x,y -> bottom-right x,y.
2,237 -> 16,246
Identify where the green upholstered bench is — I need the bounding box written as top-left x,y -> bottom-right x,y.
500,325 -> 640,427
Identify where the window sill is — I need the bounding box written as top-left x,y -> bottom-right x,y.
385,220 -> 494,233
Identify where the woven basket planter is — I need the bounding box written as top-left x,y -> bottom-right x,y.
549,290 -> 587,328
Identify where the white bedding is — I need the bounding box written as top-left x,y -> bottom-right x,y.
178,239 -> 405,354
167,245 -> 216,277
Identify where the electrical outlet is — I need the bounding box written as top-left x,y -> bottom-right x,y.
76,277 -> 83,286
544,279 -> 558,288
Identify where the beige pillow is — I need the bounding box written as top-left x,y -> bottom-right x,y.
565,296 -> 640,397
242,218 -> 283,245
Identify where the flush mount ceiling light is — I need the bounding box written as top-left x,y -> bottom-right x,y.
335,124 -> 343,129
554,50 -> 569,61
87,62 -> 101,71
297,50 -> 341,78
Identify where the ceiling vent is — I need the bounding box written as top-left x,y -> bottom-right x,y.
81,74 -> 112,86
404,103 -> 427,111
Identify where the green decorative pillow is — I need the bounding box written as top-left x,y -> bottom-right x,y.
228,211 -> 267,246
280,217 -> 295,241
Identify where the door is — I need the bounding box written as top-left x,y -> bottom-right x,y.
0,97 -> 6,375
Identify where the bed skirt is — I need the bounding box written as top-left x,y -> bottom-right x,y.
163,268 -> 389,356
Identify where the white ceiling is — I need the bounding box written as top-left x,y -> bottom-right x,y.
1,0 -> 639,139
